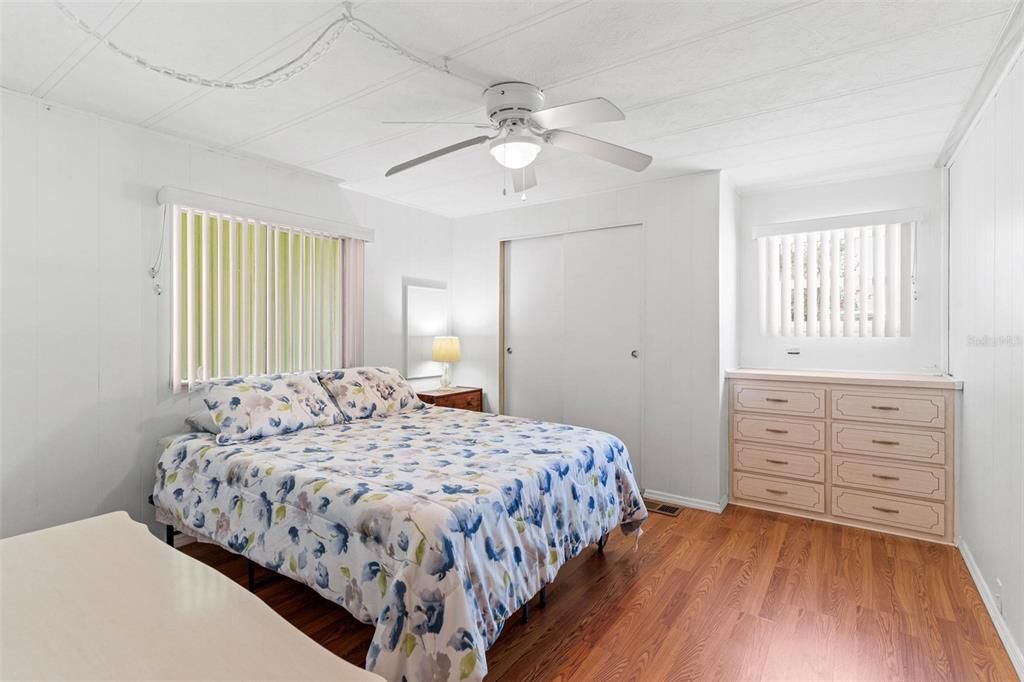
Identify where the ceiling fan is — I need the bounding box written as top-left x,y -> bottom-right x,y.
383,82 -> 652,192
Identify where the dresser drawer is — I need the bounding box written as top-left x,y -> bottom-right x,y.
732,382 -> 826,418
734,444 -> 825,482
832,456 -> 946,501
732,414 -> 826,450
831,488 -> 945,537
831,389 -> 946,428
445,392 -> 482,411
733,472 -> 825,513
831,422 -> 945,464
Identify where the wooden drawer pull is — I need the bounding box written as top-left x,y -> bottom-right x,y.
765,489 -> 789,495
765,458 -> 789,465
765,397 -> 789,403
872,473 -> 901,481
872,505 -> 900,514
765,428 -> 789,434
871,439 -> 901,446
871,405 -> 901,411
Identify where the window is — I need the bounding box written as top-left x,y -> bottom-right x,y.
170,205 -> 364,390
756,216 -> 915,338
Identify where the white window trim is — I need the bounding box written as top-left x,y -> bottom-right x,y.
751,207 -> 922,240
156,186 -> 374,242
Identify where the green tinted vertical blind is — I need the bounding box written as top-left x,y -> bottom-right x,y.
171,206 -> 351,390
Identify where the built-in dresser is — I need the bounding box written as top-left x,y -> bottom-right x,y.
727,369 -> 961,544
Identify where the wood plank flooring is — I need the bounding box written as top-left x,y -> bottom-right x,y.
181,504 -> 1017,681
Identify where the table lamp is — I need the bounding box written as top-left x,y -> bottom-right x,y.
431,336 -> 461,389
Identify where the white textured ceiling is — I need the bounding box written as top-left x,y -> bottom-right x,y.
2,1 -> 1015,217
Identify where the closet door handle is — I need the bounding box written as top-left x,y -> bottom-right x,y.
765,458 -> 789,465
765,428 -> 789,434
871,439 -> 901,446
765,398 -> 789,403
872,506 -> 900,514
506,347 -> 512,355
872,473 -> 901,481
871,405 -> 900,411
765,489 -> 789,495
631,349 -> 639,359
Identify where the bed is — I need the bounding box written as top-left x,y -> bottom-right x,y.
154,399 -> 647,681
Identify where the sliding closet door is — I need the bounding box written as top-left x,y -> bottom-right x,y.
504,234 -> 565,422
504,225 -> 643,476
561,225 -> 643,470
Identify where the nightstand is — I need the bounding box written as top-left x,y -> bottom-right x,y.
417,386 -> 483,412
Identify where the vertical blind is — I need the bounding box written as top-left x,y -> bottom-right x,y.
171,206 -> 364,391
757,223 -> 911,338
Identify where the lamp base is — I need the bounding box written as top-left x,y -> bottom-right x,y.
439,363 -> 452,389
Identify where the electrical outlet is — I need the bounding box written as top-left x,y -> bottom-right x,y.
995,578 -> 1004,615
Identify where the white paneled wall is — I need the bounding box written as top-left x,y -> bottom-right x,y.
450,173 -> 737,509
0,91 -> 453,539
949,53 -> 1024,677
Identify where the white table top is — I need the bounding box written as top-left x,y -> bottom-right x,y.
1,512 -> 382,681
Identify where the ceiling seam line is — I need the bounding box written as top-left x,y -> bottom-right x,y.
138,3 -> 357,128
287,6 -> 1003,168
363,100 -> 967,198
30,1 -> 133,97
621,62 -> 988,149
307,61 -> 984,170
622,7 -> 1013,113
209,0 -> 594,150
540,0 -> 825,92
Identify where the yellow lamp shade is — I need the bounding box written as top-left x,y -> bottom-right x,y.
431,336 -> 462,363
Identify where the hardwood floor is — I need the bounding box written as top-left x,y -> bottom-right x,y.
181,505 -> 1017,681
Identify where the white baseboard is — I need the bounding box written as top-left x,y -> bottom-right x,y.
959,540 -> 1024,680
643,489 -> 727,514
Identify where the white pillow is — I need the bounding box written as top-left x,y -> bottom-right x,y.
185,409 -> 217,434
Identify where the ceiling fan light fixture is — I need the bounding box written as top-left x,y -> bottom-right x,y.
489,136 -> 541,169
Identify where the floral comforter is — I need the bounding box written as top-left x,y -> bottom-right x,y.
153,406 -> 647,681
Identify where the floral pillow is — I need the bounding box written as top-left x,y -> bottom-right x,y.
203,372 -> 343,445
318,367 -> 425,421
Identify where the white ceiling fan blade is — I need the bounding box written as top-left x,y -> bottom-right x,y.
385,135 -> 492,177
529,97 -> 624,130
382,121 -> 494,129
544,130 -> 652,172
512,166 -> 537,193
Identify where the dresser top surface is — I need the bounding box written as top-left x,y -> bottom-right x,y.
726,368 -> 962,390
417,386 -> 482,398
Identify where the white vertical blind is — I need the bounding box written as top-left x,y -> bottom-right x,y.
820,231 -> 831,337
170,205 -> 362,392
781,234 -> 794,336
756,223 -> 910,338
767,236 -> 781,336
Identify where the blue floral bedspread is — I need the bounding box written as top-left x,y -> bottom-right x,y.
153,406 -> 647,681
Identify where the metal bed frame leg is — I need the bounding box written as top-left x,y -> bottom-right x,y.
596,532 -> 609,554
164,524 -> 175,547
247,560 -> 256,593
521,601 -> 529,624
539,586 -> 547,608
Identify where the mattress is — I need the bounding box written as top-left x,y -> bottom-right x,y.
153,406 -> 647,682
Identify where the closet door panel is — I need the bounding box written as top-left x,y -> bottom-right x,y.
561,225 -> 644,476
504,234 -> 565,423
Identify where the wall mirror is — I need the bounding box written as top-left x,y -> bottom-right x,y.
403,278 -> 449,380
